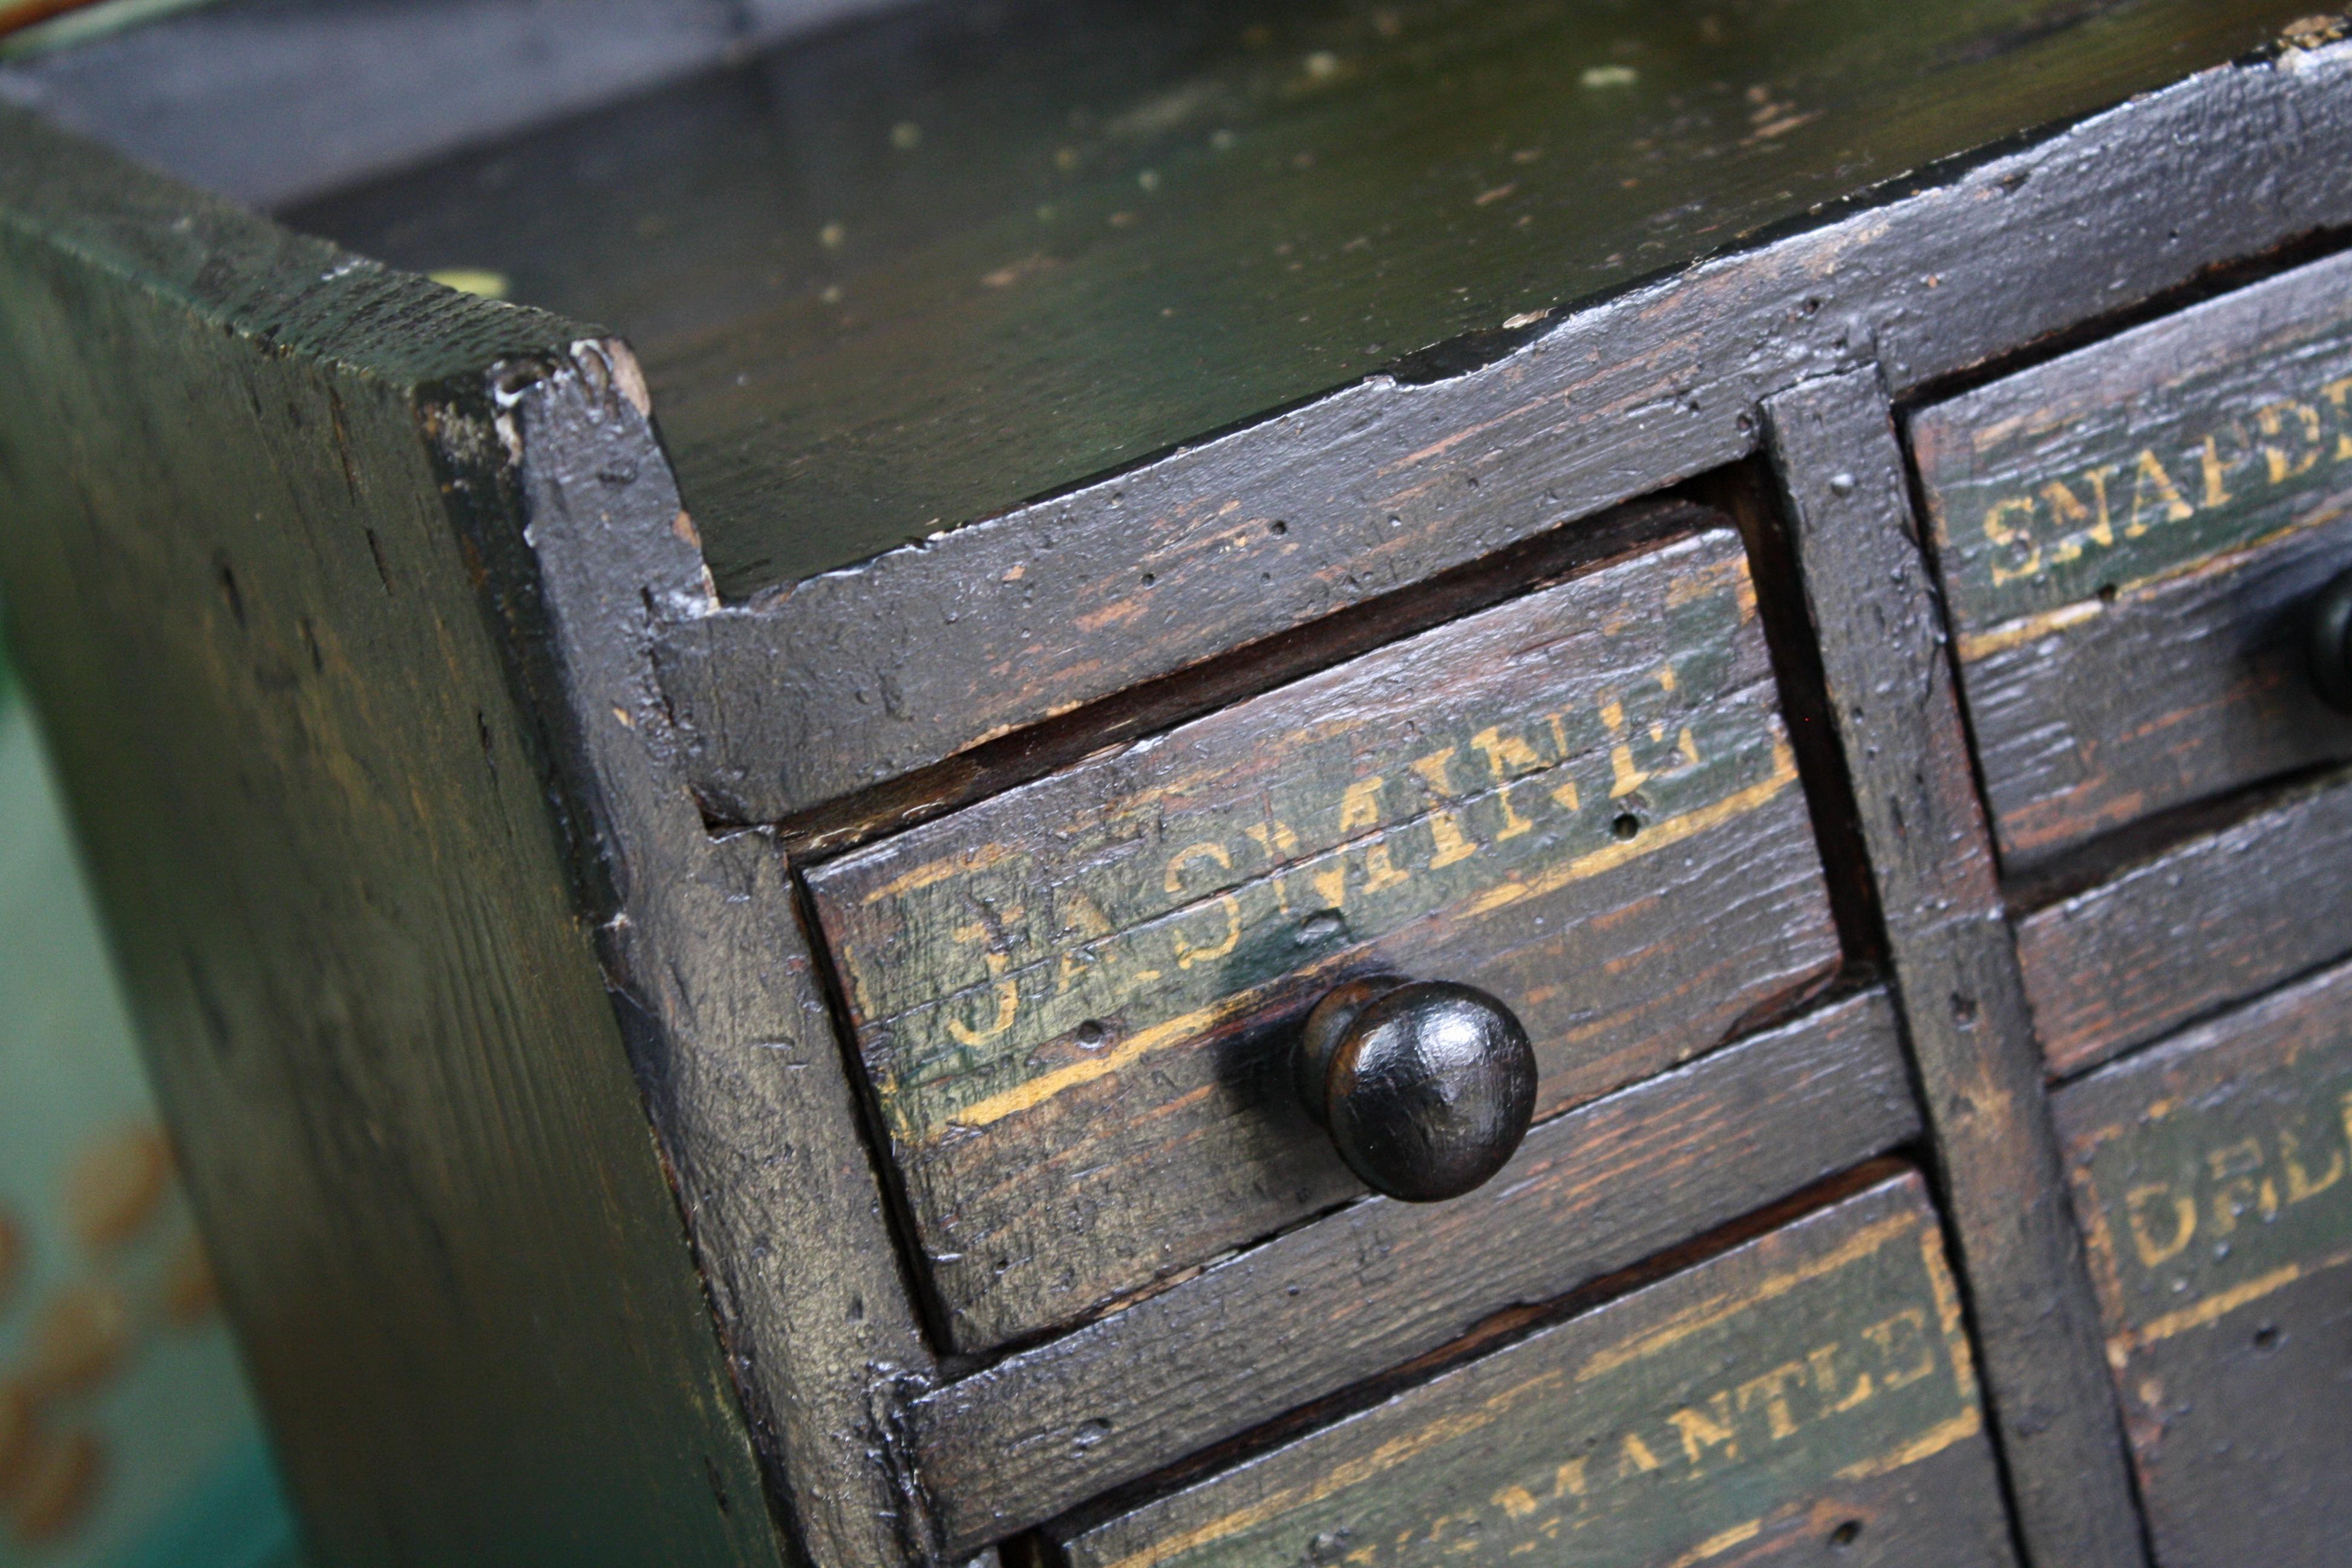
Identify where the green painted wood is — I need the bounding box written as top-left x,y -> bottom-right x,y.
915,990 -> 1921,1552
1056,1172 -> 2014,1568
806,521 -> 1839,1351
1912,247 -> 2352,864
288,0 -> 2329,601
2051,955 -> 2352,1568
0,103 -> 791,1568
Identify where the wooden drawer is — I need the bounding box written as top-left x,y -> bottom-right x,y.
1055,1171 -> 2014,1568
2016,765 -> 2352,1077
1911,249 -> 2352,868
805,515 -> 1840,1351
2051,956 -> 2352,1568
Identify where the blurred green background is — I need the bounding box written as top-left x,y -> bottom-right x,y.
0,628 -> 301,1567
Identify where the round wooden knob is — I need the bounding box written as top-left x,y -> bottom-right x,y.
2310,567 -> 2352,714
1294,976 -> 1538,1203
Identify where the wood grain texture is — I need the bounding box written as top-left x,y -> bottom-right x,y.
2051,956 -> 2352,1568
471,343 -> 942,1568
1912,248 -> 2352,866
1055,1172 -> 2014,1568
633,33 -> 2352,822
916,988 -> 1918,1553
1763,369 -> 2148,1568
2016,765 -> 2352,1077
0,104 -> 786,1567
292,0 -> 2325,600
808,523 -> 1838,1351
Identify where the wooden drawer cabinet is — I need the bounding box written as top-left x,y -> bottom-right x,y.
1060,1172 -> 2014,1568
4,4 -> 2352,1567
807,514 -> 1838,1350
2053,957 -> 2352,1568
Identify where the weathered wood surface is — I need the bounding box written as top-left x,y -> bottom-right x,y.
1765,370 -> 2149,1568
1913,248 -> 2352,866
0,105 -> 789,1567
917,988 -> 1916,1552
2016,765 -> 2352,1077
635,33 -> 2352,823
294,0 -> 2327,600
479,344 -> 943,1568
1056,1172 -> 2014,1568
2052,956 -> 2352,1568
807,523 -> 1838,1351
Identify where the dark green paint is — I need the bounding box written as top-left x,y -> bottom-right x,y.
1062,1176 -> 2007,1568
821,532 -> 1772,1133
1916,253 -> 2352,630
290,0 -> 2326,599
0,103 -> 786,1568
808,524 -> 1837,1351
2058,964 -> 2352,1338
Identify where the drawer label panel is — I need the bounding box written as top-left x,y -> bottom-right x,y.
1909,250 -> 2352,863
1915,258 -> 2352,638
2056,959 -> 2352,1360
1061,1177 -> 2009,1568
2053,957 -> 2352,1568
807,524 -> 1839,1350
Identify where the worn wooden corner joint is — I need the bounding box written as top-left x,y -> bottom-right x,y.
6,7 -> 2352,1568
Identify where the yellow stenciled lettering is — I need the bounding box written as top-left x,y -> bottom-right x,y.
2200,430 -> 2241,509
1469,725 -> 1546,841
1331,776 -> 1410,898
2125,1181 -> 2197,1266
2129,448 -> 2195,535
2282,1126 -> 2344,1205
1491,1485 -> 1538,1520
1599,699 -> 1648,799
1984,495 -> 2040,584
1550,1459 -> 1587,1500
946,936 -> 1021,1048
1163,842 -> 1242,971
1667,1393 -> 1739,1469
1615,1431 -> 1664,1478
1861,1307 -> 1936,1391
1735,1361 -> 1811,1441
2324,376 -> 2352,460
2205,1137 -> 2278,1235
1808,1341 -> 1874,1414
2041,466 -> 2119,554
1410,749 -> 1481,869
2256,399 -> 2325,483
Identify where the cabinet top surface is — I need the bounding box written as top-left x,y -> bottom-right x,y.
293,0 -> 2318,600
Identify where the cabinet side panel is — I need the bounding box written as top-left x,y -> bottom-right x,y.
0,154 -> 786,1567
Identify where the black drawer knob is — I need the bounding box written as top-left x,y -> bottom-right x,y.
2311,568 -> 2352,714
1294,976 -> 1538,1203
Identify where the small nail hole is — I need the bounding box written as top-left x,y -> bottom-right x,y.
1830,1520 -> 1863,1549
2253,1324 -> 2281,1352
1270,519 -> 1289,536
2097,583 -> 2120,606
1612,813 -> 1641,841
1074,1019 -> 1110,1048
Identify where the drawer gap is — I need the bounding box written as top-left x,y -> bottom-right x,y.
751,497 -> 1713,860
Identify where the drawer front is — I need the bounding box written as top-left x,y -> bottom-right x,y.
806,523 -> 1839,1352
2017,765 -> 2352,1077
2052,958 -> 2352,1568
1057,1172 -> 2012,1568
1911,249 -> 2352,867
